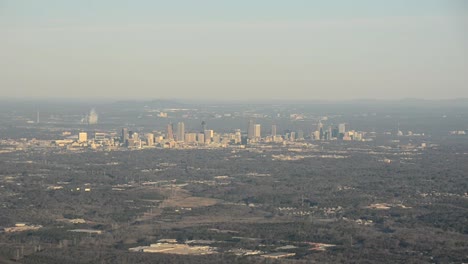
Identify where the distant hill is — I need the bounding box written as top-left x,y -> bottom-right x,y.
112,99 -> 189,109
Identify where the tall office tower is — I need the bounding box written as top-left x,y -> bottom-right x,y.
271,124 -> 277,137
339,123 -> 346,134
254,124 -> 261,138
36,111 -> 40,124
235,129 -> 242,144
201,121 -> 206,133
332,127 -> 339,138
146,133 -> 154,146
78,132 -> 87,143
248,120 -> 255,139
290,131 -> 296,141
212,133 -> 221,144
298,130 -> 304,140
177,122 -> 185,142
204,129 -> 214,143
197,133 -> 205,144
240,135 -> 247,145
88,108 -> 98,125
185,133 -> 197,143
314,130 -> 320,140
166,123 -> 174,140
317,120 -> 324,140
327,126 -> 333,140
121,128 -> 129,143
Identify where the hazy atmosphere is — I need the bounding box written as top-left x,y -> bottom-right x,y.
1,0 -> 467,100
1,3 -> 468,263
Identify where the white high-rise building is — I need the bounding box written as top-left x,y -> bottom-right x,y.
339,123 -> 346,134
212,133 -> 221,143
88,108 -> 98,125
314,130 -> 320,140
204,130 -> 213,143
254,124 -> 261,138
197,133 -> 205,144
146,133 -> 154,146
185,133 -> 197,143
235,129 -> 242,144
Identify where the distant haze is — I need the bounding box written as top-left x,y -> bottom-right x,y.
1,1 -> 467,100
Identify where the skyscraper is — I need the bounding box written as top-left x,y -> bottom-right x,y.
314,130 -> 320,140
185,133 -> 197,143
212,133 -> 221,144
88,108 -> 98,125
332,127 -> 339,138
254,124 -> 261,138
121,128 -> 129,143
235,129 -> 242,144
339,123 -> 346,134
201,121 -> 206,133
177,122 -> 185,142
204,130 -> 213,143
317,120 -> 324,140
167,123 -> 174,140
248,120 -> 255,139
271,124 -> 277,137
146,133 -> 154,146
197,133 -> 205,144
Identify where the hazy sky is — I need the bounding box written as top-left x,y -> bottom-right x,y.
1,1 -> 467,101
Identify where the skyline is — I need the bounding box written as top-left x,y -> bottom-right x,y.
1,1 -> 467,100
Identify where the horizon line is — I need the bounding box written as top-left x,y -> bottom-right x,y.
1,97 -> 468,104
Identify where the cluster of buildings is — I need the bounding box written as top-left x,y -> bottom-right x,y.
80,108 -> 99,125
115,120 -> 364,149
0,118 -> 368,152
1,223 -> 42,233
312,121 -> 363,141
130,241 -> 217,255
49,119 -> 367,150
120,122 -> 243,149
247,120 -> 364,143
